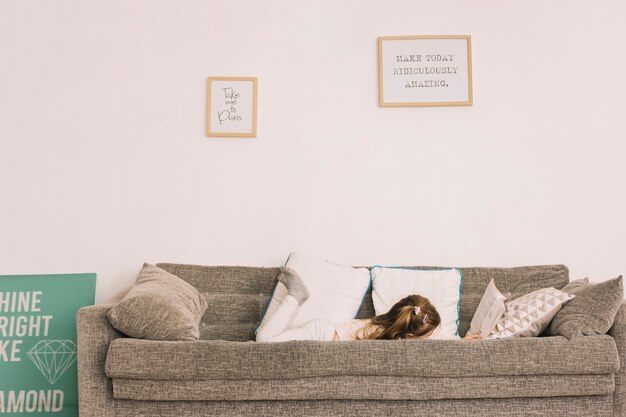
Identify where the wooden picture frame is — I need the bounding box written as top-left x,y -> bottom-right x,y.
378,35 -> 473,107
206,77 -> 258,137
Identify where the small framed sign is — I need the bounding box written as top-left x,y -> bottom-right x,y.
206,77 -> 257,137
378,35 -> 473,107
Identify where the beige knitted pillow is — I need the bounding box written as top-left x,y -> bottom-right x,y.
487,287 -> 573,339
107,263 -> 209,341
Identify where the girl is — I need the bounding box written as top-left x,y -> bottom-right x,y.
256,267 -> 481,342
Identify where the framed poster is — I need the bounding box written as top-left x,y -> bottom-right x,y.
206,76 -> 258,138
378,35 -> 473,107
0,273 -> 96,417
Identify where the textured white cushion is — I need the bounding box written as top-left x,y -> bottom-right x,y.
487,287 -> 574,339
371,267 -> 462,339
468,279 -> 506,337
257,253 -> 371,331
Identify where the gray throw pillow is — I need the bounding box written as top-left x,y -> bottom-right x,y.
107,263 -> 209,341
560,278 -> 589,294
545,276 -> 623,339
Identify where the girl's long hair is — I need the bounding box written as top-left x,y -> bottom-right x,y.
358,294 -> 441,340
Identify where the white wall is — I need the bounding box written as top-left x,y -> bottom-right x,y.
1,0 -> 625,303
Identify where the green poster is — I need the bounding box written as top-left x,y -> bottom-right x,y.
0,273 -> 96,416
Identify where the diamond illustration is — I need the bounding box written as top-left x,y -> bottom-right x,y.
27,340 -> 77,384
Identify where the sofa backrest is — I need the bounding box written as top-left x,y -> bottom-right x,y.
157,263 -> 569,341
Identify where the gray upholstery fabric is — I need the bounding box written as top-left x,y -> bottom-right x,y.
546,276 -> 624,339
111,374 -> 614,401
610,300 -> 626,415
561,277 -> 590,293
157,263 -> 569,340
105,335 -> 619,380
77,304 -> 120,417
107,264 -> 209,341
157,264 -> 277,341
111,396 -> 614,417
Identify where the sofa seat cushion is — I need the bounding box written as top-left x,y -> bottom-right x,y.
111,374 -> 615,401
105,335 -> 618,382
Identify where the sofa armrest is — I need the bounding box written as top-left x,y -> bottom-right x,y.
77,304 -> 122,417
609,300 -> 626,416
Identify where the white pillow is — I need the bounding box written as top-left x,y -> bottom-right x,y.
486,287 -> 574,339
371,267 -> 462,339
468,279 -> 506,337
257,252 -> 371,331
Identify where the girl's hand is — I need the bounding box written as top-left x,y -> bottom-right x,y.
463,332 -> 482,340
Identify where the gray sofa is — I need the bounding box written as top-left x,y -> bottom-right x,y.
77,263 -> 626,417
